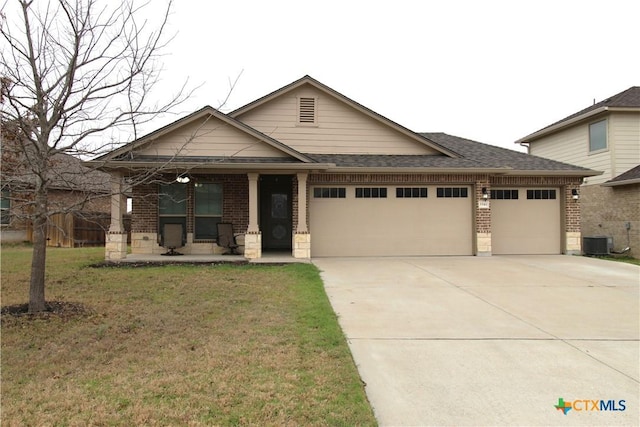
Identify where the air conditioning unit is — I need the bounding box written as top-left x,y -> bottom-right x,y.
583,236 -> 609,256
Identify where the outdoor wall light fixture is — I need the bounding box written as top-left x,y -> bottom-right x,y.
176,174 -> 190,184
482,187 -> 489,199
571,189 -> 579,200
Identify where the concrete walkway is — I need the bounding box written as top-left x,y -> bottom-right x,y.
314,255 -> 639,426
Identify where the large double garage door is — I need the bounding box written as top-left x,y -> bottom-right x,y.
309,185 -> 561,257
310,185 -> 473,257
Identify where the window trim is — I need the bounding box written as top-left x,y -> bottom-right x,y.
588,119 -> 608,153
158,182 -> 188,242
194,182 -> 223,241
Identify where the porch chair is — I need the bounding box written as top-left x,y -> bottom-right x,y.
217,223 -> 240,255
161,223 -> 185,256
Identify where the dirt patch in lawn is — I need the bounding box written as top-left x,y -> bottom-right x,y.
1,301 -> 95,321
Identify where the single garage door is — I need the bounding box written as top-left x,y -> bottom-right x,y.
310,185 -> 473,257
491,188 -> 561,254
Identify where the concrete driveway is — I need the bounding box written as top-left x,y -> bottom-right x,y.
313,256 -> 639,426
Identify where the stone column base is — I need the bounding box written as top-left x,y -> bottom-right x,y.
476,232 -> 492,256
244,232 -> 262,259
293,233 -> 311,259
565,231 -> 581,255
105,232 -> 128,260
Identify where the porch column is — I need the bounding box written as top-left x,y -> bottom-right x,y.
244,173 -> 261,259
105,172 -> 128,260
294,172 -> 311,259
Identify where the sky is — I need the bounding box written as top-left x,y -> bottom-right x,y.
5,0 -> 638,153
150,0 -> 639,153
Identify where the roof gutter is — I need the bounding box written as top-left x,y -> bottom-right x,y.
601,177 -> 640,187
499,169 -> 602,177
326,166 -> 512,174
85,160 -> 336,173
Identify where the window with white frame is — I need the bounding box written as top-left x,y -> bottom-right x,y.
589,119 -> 607,152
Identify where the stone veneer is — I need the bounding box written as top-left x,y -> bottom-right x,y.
293,232 -> 311,258
243,232 -> 262,259
105,232 -> 127,260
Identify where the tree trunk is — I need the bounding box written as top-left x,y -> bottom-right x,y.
29,193 -> 48,313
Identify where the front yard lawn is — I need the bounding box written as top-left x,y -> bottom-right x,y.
1,246 -> 376,426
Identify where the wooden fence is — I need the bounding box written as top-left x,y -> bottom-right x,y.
27,213 -> 131,247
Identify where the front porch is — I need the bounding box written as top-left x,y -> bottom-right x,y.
105,172 -> 311,261
111,251 -> 311,264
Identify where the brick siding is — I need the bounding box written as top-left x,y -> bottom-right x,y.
581,183 -> 639,258
131,174 -> 248,234
129,172 -> 585,255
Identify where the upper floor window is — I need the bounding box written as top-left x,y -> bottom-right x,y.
589,119 -> 607,152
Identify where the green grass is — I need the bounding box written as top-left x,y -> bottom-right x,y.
585,255 -> 640,266
1,245 -> 377,426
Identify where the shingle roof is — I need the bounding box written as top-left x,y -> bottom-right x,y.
302,134 -> 595,173
551,87 -> 640,127
520,87 -> 640,141
603,164 -> 640,186
4,151 -> 110,193
420,133 -> 593,172
305,153 -> 481,169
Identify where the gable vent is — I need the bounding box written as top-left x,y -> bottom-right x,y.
299,97 -> 316,124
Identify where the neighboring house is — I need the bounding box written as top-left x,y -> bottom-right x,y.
516,87 -> 640,258
0,150 -> 113,246
91,75 -> 598,261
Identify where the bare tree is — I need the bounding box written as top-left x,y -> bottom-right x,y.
1,0 -> 189,312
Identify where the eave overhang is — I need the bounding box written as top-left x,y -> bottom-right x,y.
85,160 -> 336,174
498,169 -> 602,177
601,178 -> 640,187
516,107 -> 640,145
85,159 -> 600,178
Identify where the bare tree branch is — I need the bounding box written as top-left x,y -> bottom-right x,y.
0,0 -> 193,312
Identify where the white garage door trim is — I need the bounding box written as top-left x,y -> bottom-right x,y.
309,185 -> 473,257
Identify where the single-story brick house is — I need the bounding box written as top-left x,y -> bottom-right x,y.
90,76 -> 598,260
